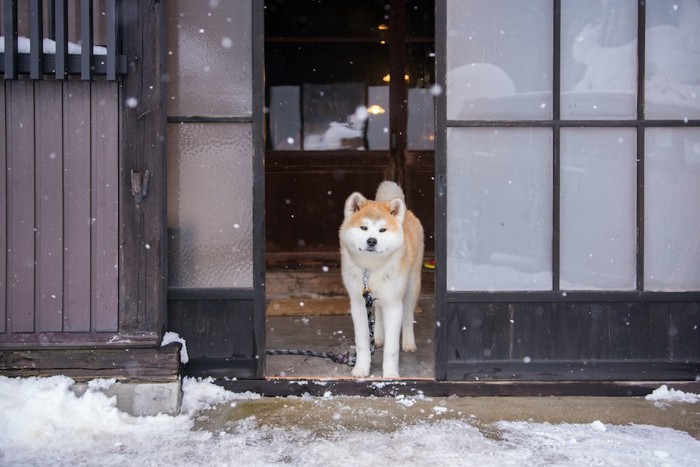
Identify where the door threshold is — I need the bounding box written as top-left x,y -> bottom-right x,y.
265,376 -> 435,382
215,378 -> 700,398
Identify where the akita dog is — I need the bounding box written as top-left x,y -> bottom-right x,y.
339,181 -> 424,378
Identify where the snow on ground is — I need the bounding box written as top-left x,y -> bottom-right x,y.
1,375 -> 699,466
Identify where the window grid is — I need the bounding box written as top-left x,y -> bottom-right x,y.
444,0 -> 700,293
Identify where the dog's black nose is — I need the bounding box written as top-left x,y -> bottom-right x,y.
367,237 -> 377,248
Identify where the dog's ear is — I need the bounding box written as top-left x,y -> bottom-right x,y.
344,192 -> 367,219
387,198 -> 406,224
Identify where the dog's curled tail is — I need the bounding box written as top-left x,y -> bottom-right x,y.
375,181 -> 405,203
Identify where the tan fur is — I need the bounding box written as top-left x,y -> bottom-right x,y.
339,181 -> 424,378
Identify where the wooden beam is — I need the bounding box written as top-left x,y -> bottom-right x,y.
218,378 -> 700,398
0,343 -> 181,383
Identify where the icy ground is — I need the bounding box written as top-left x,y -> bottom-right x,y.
1,376 -> 699,466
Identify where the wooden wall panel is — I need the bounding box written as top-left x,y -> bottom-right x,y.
7,81 -> 36,333
671,302 -> 700,359
35,81 -> 65,332
167,299 -> 255,360
447,300 -> 700,377
404,151 -> 435,254
1,1 -> 160,349
265,154 -> 389,257
0,83 -> 6,333
62,82 -> 92,332
0,79 -> 122,343
91,81 -> 119,332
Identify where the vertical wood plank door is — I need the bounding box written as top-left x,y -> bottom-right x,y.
63,81 -> 93,333
0,80 -> 121,345
6,81 -> 35,333
35,81 -> 65,333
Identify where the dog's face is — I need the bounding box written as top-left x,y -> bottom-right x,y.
339,192 -> 405,256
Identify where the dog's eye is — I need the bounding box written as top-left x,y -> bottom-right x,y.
379,228 -> 386,233
360,226 -> 368,231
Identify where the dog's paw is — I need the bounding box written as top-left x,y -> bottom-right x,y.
402,341 -> 417,353
382,369 -> 400,379
351,362 -> 371,378
374,337 -> 383,348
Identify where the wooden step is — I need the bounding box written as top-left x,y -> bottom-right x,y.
266,297 -> 349,316
266,297 -> 426,316
266,267 -> 435,300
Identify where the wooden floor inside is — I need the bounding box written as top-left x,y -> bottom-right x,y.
265,267 -> 435,379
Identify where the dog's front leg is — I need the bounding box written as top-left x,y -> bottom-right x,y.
381,304 -> 402,378
350,298 -> 372,377
374,306 -> 384,348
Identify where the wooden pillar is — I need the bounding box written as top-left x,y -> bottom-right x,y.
119,0 -> 167,338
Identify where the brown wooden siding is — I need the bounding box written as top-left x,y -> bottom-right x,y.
36,81 -> 63,332
446,300 -> 700,380
0,79 -> 119,343
63,82 -> 91,332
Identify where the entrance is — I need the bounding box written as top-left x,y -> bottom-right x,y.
264,0 -> 436,379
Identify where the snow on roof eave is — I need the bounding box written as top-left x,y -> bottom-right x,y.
0,36 -> 108,55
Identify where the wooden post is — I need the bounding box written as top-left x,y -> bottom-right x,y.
80,0 -> 93,80
55,0 -> 68,79
3,0 -> 18,79
29,0 -> 43,79
119,0 -> 167,337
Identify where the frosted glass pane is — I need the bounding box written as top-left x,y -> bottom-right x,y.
560,129 -> 637,290
166,0 -> 252,117
645,128 -> 700,291
367,86 -> 390,150
447,128 -> 552,291
645,0 -> 700,119
446,0 -> 552,120
561,0 -> 637,119
407,88 -> 435,150
269,86 -> 301,150
167,123 -> 253,288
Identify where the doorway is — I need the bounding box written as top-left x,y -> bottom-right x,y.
264,0 -> 436,379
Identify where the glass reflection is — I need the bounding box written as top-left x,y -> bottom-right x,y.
645,128 -> 700,290
446,0 -> 553,120
645,0 -> 700,119
560,129 -> 637,290
166,0 -> 253,117
561,0 -> 637,119
447,128 -> 553,291
303,83 -> 366,150
265,0 -> 435,152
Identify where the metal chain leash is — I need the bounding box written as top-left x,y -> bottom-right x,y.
266,270 -> 376,367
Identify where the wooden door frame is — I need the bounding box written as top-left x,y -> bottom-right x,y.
119,0 -> 167,340
162,1 -> 266,380
434,0 -> 448,381
263,0 -> 435,261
